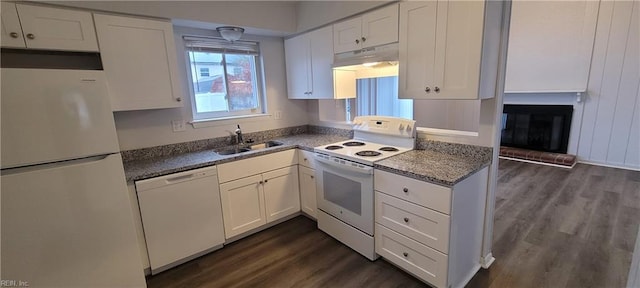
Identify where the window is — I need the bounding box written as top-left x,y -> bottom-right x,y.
346,76 -> 413,121
184,37 -> 263,120
199,68 -> 210,77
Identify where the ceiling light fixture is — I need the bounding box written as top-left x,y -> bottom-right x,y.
216,26 -> 245,42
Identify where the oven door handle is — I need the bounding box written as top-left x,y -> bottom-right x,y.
314,155 -> 374,175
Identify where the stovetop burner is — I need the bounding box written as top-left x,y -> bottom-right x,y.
355,150 -> 382,157
379,147 -> 399,152
343,141 -> 366,147
325,145 -> 343,150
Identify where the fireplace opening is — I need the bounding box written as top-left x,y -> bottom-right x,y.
501,105 -> 573,154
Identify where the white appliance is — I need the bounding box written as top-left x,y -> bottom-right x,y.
136,166 -> 225,274
314,116 -> 416,260
1,68 -> 146,287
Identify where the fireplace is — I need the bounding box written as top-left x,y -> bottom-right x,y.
501,105 -> 573,154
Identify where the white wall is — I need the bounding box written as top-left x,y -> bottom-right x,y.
295,1 -> 395,33
577,0 -> 639,169
39,1 -> 297,35
113,26 -> 309,151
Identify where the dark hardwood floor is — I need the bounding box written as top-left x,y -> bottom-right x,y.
147,159 -> 640,288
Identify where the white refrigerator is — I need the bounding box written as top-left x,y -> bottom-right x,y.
1,68 -> 146,287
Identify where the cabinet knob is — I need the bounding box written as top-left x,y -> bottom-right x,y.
264,179 -> 268,183
361,37 -> 366,42
304,158 -> 308,161
403,187 -> 408,193
26,33 -> 35,40
259,180 -> 263,184
404,217 -> 409,223
176,97 -> 182,102
434,86 -> 440,93
310,175 -> 314,179
9,32 -> 19,38
425,87 -> 431,93
355,39 -> 360,44
403,252 -> 408,257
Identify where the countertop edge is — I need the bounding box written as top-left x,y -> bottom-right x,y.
373,162 -> 491,187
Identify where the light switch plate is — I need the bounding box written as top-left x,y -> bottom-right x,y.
172,120 -> 186,132
274,110 -> 282,120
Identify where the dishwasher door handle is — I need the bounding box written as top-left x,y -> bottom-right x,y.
136,166 -> 218,191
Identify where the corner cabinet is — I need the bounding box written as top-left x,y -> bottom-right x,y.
285,26 -> 338,99
1,3 -> 98,51
298,149 -> 317,219
94,14 -> 183,111
399,1 -> 503,100
333,4 -> 399,54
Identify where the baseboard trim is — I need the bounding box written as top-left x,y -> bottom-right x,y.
577,160 -> 640,171
481,253 -> 495,269
499,156 -> 575,169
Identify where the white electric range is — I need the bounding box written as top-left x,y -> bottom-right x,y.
313,116 -> 416,260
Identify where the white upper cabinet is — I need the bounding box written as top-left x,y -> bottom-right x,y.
285,25 -> 339,99
1,3 -> 98,51
1,3 -> 25,48
333,4 -> 399,54
505,1 -> 599,93
399,1 -> 502,100
94,14 -> 183,111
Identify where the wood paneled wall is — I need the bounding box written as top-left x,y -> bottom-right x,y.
578,0 -> 639,169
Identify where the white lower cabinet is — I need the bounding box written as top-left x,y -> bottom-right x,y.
374,167 -> 489,288
264,166 -> 300,222
218,150 -> 300,239
219,175 -> 267,239
298,165 -> 317,219
298,149 -> 318,219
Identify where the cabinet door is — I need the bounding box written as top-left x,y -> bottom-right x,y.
1,3 -> 25,48
285,33 -> 311,99
219,175 -> 266,239
333,17 -> 361,54
263,166 -> 300,223
16,4 -> 98,51
308,26 -> 335,99
361,4 -> 399,49
431,1 -> 485,99
298,165 -> 317,219
94,14 -> 183,111
398,1 -> 438,99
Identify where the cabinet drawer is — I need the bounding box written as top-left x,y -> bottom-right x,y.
218,150 -> 297,183
375,170 -> 451,214
376,224 -> 448,288
375,192 -> 450,254
298,149 -> 316,169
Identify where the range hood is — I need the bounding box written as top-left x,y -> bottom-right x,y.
333,42 -> 399,68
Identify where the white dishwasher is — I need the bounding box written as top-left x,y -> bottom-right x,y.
136,166 -> 225,274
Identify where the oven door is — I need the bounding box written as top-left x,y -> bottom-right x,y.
314,154 -> 374,235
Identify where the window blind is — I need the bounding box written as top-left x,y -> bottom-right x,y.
183,36 -> 259,55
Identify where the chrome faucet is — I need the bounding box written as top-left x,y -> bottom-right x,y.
235,124 -> 243,145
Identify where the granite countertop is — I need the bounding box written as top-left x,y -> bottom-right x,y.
374,149 -> 492,187
123,133 -> 349,182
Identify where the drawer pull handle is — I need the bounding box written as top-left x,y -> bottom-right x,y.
403,187 -> 408,193
403,217 -> 409,223
403,252 -> 408,257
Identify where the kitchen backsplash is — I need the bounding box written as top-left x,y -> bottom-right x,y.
121,125 -> 353,162
416,139 -> 493,164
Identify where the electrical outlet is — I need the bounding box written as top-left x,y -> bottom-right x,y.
274,110 -> 282,120
172,120 -> 186,132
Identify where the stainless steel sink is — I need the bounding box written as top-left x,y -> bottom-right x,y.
216,147 -> 251,155
249,141 -> 283,150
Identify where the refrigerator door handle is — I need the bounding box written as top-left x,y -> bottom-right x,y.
1,154 -> 113,176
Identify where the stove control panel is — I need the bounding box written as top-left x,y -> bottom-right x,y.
353,116 -> 416,138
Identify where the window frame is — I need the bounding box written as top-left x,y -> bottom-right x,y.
183,36 -> 266,121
